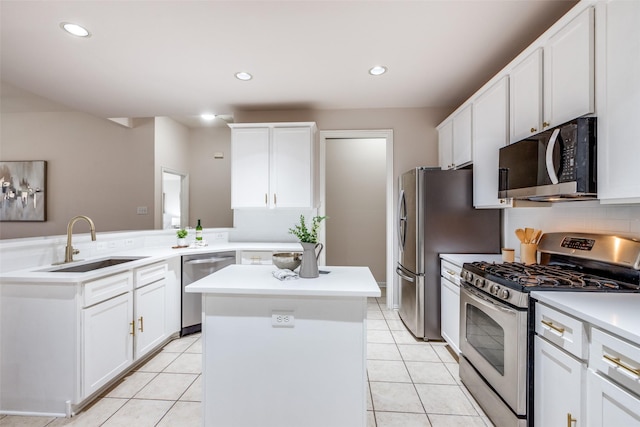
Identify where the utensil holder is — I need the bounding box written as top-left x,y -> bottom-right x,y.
520,243 -> 538,265
501,248 -> 515,263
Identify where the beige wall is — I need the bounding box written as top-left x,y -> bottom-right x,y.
188,126 -> 233,228
154,117 -> 190,229
0,83 -> 155,239
326,138 -> 386,282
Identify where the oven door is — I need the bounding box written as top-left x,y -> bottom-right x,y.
459,282 -> 528,415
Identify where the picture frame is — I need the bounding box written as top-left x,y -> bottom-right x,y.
0,160 -> 47,222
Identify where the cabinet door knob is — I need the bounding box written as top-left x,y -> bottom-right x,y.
264,193 -> 268,205
530,127 -> 537,133
543,121 -> 550,128
567,413 -> 576,427
273,193 -> 277,206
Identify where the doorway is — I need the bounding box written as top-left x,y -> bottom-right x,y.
161,168 -> 189,229
319,130 -> 394,309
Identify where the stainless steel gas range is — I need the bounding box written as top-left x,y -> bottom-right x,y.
458,232 -> 640,427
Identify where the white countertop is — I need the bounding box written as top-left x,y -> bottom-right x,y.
186,264 -> 381,298
531,291 -> 640,345
440,253 -> 504,266
0,242 -> 303,284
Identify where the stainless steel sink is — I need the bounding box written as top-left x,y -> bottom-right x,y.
44,257 -> 147,273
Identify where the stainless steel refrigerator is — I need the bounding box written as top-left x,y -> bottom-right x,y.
396,167 -> 501,340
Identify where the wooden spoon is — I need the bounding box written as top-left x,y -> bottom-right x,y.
524,228 -> 534,243
531,229 -> 542,244
515,228 -> 525,243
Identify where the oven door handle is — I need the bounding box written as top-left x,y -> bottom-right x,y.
461,282 -> 515,314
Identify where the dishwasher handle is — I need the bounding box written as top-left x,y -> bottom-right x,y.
184,257 -> 233,265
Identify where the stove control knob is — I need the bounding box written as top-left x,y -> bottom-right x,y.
499,288 -> 510,299
464,271 -> 472,281
474,278 -> 485,288
490,285 -> 498,295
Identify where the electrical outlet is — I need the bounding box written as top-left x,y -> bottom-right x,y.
136,206 -> 148,215
125,239 -> 134,247
271,311 -> 295,328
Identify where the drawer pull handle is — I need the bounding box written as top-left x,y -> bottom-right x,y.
541,319 -> 565,334
138,316 -> 144,333
446,270 -> 456,276
567,413 -> 576,427
603,354 -> 640,377
129,321 -> 135,336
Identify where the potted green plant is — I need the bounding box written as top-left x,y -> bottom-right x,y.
176,228 -> 188,247
289,215 -> 326,278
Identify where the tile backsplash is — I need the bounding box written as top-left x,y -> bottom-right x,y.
504,201 -> 640,257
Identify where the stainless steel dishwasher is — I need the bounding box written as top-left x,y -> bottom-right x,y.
181,251 -> 236,336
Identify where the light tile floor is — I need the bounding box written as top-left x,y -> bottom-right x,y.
0,290 -> 492,427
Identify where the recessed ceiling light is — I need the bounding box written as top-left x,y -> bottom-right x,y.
60,22 -> 91,38
369,66 -> 387,76
201,114 -> 216,121
235,72 -> 253,81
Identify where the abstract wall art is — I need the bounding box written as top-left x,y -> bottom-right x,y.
0,160 -> 47,221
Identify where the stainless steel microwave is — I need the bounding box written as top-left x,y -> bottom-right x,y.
498,118 -> 597,201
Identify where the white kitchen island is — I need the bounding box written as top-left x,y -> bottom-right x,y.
186,264 -> 381,427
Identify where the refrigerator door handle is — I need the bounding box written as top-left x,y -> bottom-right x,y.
395,266 -> 415,283
397,189 -> 407,251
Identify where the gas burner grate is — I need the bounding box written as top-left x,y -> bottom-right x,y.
468,261 -> 638,291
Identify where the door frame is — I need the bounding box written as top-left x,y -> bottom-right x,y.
318,129 -> 394,309
161,167 -> 189,229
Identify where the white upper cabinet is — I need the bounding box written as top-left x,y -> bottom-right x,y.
472,76 -> 512,208
510,48 -> 543,142
438,104 -> 472,170
230,127 -> 270,208
510,7 -> 595,143
271,127 -> 314,208
438,120 -> 453,170
453,104 -> 473,168
230,122 -> 317,209
544,6 -> 595,128
595,0 -> 640,204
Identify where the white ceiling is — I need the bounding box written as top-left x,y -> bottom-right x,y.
1,0 -> 578,126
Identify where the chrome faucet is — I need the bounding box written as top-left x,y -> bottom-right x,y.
65,215 -> 96,263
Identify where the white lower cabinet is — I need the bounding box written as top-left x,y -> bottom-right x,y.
134,279 -> 167,359
587,369 -> 640,426
586,327 -> 640,426
82,292 -> 134,397
82,263 -> 168,398
440,259 -> 461,355
534,302 -> 587,427
533,299 -> 640,427
237,250 -> 274,265
534,335 -> 586,427
0,261 -> 175,416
